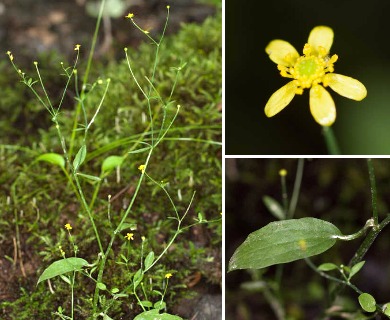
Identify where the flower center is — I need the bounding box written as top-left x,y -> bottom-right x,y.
277,43 -> 338,94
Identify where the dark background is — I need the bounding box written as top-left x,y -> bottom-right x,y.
226,0 -> 390,155
226,158 -> 390,319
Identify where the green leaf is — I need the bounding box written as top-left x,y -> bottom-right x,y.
358,293 -> 376,312
59,274 -> 71,285
133,269 -> 144,290
154,301 -> 166,310
228,218 -> 342,271
383,303 -> 390,316
144,251 -> 154,270
134,309 -> 183,320
262,195 -> 285,220
97,282 -> 107,291
36,153 -> 65,169
118,222 -> 137,232
318,263 -> 338,271
101,155 -> 124,173
139,300 -> 153,308
73,144 -> 87,171
76,172 -> 102,182
349,261 -> 365,280
103,314 -> 114,320
37,257 -> 89,284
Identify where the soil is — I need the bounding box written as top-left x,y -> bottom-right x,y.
0,0 -> 216,62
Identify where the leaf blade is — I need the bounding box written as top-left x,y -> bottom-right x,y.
37,257 -> 89,284
228,218 -> 342,271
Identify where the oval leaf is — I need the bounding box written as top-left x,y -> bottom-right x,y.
228,218 -> 342,271
36,153 -> 65,169
144,251 -> 155,270
262,195 -> 285,220
73,144 -> 87,171
134,309 -> 183,320
37,257 -> 89,284
318,263 -> 339,272
358,293 -> 376,312
101,155 -> 124,173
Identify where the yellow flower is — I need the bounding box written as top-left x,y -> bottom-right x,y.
125,13 -> 134,19
74,44 -> 81,51
138,164 -> 146,173
265,26 -> 367,126
165,273 -> 173,279
125,233 -> 134,241
65,223 -> 72,230
279,169 -> 288,177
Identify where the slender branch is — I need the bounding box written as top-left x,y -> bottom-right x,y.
288,159 -> 304,219
367,159 -> 379,225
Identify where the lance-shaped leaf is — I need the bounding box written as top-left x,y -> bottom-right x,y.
37,257 -> 89,284
228,217 -> 342,271
36,153 -> 65,169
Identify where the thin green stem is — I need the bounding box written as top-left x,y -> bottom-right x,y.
322,126 -> 340,155
332,218 -> 375,241
92,148 -> 153,315
367,159 -> 379,225
69,0 -> 106,157
288,159 -> 304,219
280,174 -> 288,216
348,214 -> 390,267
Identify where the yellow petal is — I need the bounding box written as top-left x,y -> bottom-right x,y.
265,81 -> 297,117
324,73 -> 367,101
309,85 -> 336,126
265,40 -> 299,66
308,26 -> 333,55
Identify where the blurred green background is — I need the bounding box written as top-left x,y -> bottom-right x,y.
226,0 -> 390,154
226,158 -> 390,319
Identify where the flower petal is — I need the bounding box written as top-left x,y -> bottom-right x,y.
310,85 -> 336,126
308,26 -> 334,55
265,81 -> 297,117
324,73 -> 367,101
265,40 -> 299,66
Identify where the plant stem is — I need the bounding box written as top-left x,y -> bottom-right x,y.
288,159 -> 304,219
322,126 -> 340,155
348,214 -> 390,267
367,159 -> 379,225
69,0 -> 106,157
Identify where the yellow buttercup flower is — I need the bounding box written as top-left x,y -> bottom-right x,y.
125,233 -> 134,241
65,223 -> 72,230
265,26 -> 367,126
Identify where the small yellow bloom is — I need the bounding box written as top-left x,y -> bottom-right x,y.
138,164 -> 146,173
125,13 -> 134,19
74,44 -> 81,51
165,273 -> 173,279
279,169 -> 288,177
125,233 -> 134,241
65,223 -> 72,230
265,26 -> 367,126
